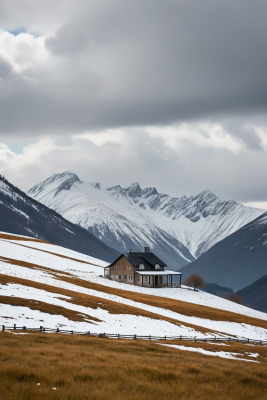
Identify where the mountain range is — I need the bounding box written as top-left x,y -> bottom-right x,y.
27,171 -> 264,270
0,174 -> 119,262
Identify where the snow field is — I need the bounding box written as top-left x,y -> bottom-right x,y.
1,237 -> 267,339
158,344 -> 260,363
1,238 -> 266,321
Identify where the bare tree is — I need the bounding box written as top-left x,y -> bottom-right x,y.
226,293 -> 244,305
184,274 -> 205,291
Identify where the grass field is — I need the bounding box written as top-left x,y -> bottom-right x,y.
1,332 -> 267,399
3,253 -> 267,333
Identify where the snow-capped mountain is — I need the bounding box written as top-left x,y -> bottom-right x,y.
27,171 -> 264,269
0,174 -> 119,262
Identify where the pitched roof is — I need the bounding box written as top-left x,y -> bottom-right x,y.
106,251 -> 167,268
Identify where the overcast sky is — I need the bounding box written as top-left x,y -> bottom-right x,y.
1,0 -> 267,208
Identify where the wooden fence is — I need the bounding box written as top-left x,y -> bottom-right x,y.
1,324 -> 267,345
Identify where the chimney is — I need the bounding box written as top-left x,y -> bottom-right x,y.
144,247 -> 150,253
128,249 -> 132,253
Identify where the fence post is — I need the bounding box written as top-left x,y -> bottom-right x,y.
215,336 -> 216,341
40,326 -> 42,332
14,324 -> 16,330
2,325 -> 5,332
248,338 -> 249,343
229,337 -> 230,342
118,334 -> 119,339
71,331 -> 73,335
150,335 -> 151,340
194,336 -> 196,342
135,334 -> 136,339
23,326 -> 26,331
44,328 -> 45,333
57,328 -> 60,333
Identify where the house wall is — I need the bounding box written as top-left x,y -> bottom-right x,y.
108,255 -> 163,287
109,255 -> 135,285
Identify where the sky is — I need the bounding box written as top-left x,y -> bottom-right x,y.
1,0 -> 267,208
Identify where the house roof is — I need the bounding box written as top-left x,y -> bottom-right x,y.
106,251 -> 167,269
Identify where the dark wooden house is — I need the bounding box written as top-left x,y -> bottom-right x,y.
104,247 -> 182,288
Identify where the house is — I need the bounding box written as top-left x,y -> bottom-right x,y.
104,247 -> 182,288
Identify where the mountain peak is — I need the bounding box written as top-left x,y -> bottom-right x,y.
142,186 -> 159,198
125,182 -> 142,198
198,190 -> 215,197
27,171 -> 82,197
127,182 -> 140,188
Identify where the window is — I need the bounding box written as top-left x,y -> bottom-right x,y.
138,276 -> 141,282
139,264 -> 145,269
144,276 -> 148,282
116,265 -> 120,270
124,275 -> 127,280
155,264 -> 160,269
127,265 -> 131,270
115,275 -> 119,280
118,275 -> 121,280
128,275 -> 133,281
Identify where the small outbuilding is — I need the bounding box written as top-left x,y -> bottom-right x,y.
104,247 -> 182,288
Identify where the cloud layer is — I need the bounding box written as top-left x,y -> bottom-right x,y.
1,124 -> 267,209
1,0 -> 267,136
1,1 -> 267,206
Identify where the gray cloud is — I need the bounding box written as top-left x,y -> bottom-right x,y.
0,0 -> 267,137
1,1 -> 267,205
0,57 -> 11,79
1,126 -> 267,205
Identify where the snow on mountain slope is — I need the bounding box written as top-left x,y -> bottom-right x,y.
27,172 -> 264,266
27,172 -> 195,269
0,174 -> 119,263
1,233 -> 267,340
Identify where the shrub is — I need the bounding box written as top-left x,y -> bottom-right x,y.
226,293 -> 244,305
184,274 -> 205,291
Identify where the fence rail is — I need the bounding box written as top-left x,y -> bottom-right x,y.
1,324 -> 267,345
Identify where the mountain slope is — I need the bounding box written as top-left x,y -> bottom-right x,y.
1,232 -> 267,341
236,275 -> 267,312
179,213 -> 267,290
0,175 -> 119,262
27,172 -> 195,269
27,172 -> 263,269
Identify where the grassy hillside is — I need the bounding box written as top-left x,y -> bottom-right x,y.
2,232 -> 267,399
1,332 -> 267,400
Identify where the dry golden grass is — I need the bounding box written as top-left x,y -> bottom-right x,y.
2,253 -> 267,335
0,234 -> 46,243
163,339 -> 267,362
0,274 -> 214,334
60,275 -> 267,331
1,332 -> 267,400
0,295 -> 100,323
0,236 -> 103,267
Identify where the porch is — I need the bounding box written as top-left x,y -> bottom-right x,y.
136,270 -> 182,288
